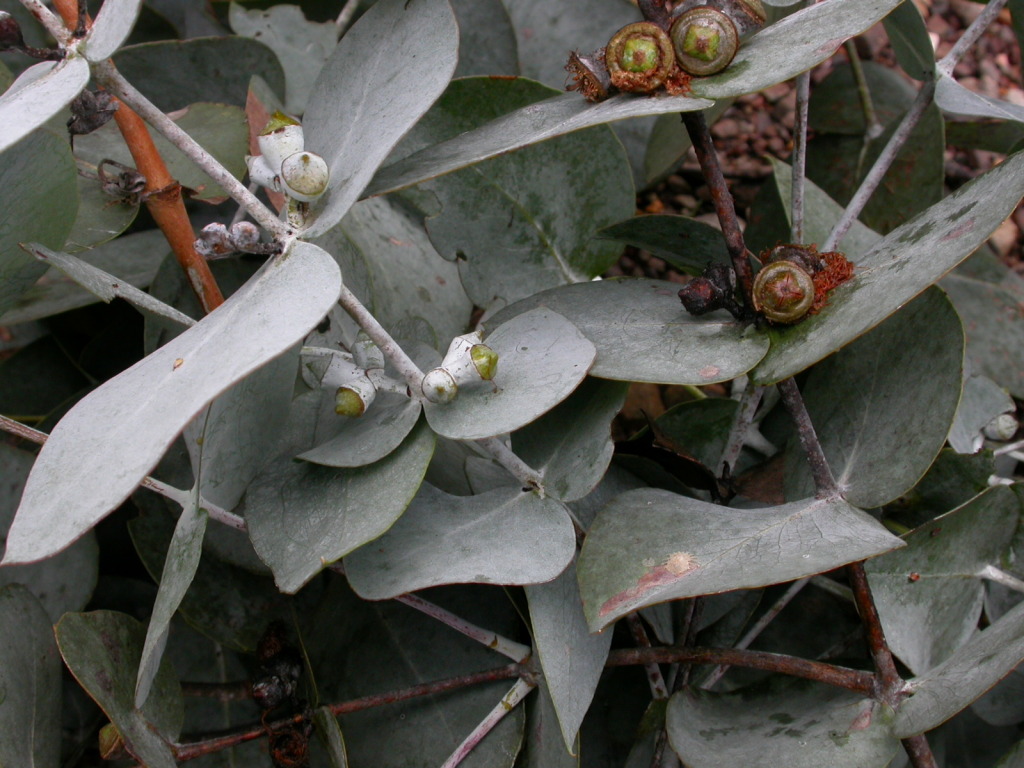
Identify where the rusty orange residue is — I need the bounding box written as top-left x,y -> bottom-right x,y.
599,552 -> 699,617
941,218 -> 975,242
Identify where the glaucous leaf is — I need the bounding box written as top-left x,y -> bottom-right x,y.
228,3 -> 337,114
578,488 -> 903,631
896,599 -> 1024,737
596,214 -> 730,274
974,668 -> 1024,727
525,554 -> 612,752
936,72 -> 1024,123
183,349 -> 296,510
752,147 -> 1024,384
948,374 -> 1015,454
785,288 -> 963,508
298,390 -> 422,468
22,243 -> 195,327
344,483 -> 576,599
486,279 -> 768,386
246,419 -> 435,594
0,58 -> 89,154
518,680 -> 579,767
882,0 -> 934,80
302,0 -> 458,237
744,158 -> 880,259
84,0 -> 143,61
511,377 -> 628,502
308,581 -> 524,768
452,0 -> 518,78
408,78 -> 633,306
653,398 -> 741,472
689,0 -> 905,100
942,251 -> 1024,399
2,241 -> 341,564
865,487 -> 1019,675
64,161 -> 140,252
364,92 -> 714,199
666,682 -> 899,767
73,102 -> 249,201
129,494 -> 306,652
506,0 -> 636,88
0,129 -> 78,317
113,38 -> 284,111
314,706 -> 350,768
313,196 -> 472,345
0,443 -> 98,624
56,611 -> 183,768
424,308 -> 596,440
0,584 -> 61,768
135,494 -> 207,709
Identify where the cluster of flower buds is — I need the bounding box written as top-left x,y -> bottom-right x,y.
678,262 -> 746,320
0,11 -> 62,61
194,221 -> 281,259
421,331 -> 499,405
566,0 -> 765,102
247,112 -> 330,205
302,334 -> 404,418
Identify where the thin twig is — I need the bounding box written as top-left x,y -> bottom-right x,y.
396,593 -> 532,662
18,0 -> 69,44
844,40 -> 883,140
440,678 -> 535,768
777,378 -> 838,497
92,61 -> 291,243
180,682 -> 252,702
681,111 -> 754,306
701,577 -> 811,690
335,0 -> 360,35
937,0 -> 1010,76
977,564 -> 1024,594
474,436 -> 544,492
606,646 -> 875,696
337,283 -> 425,393
173,664 -> 523,761
823,77 -> 935,252
717,381 -> 764,477
0,415 -> 246,531
902,733 -> 939,768
627,613 -> 670,699
847,563 -> 904,705
790,69 -> 811,243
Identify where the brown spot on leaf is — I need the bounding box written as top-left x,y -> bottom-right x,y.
599,552 -> 699,617
699,365 -> 720,379
941,218 -> 975,241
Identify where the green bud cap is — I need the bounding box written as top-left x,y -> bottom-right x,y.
684,25 -> 720,63
470,344 -> 498,381
261,110 -> 301,136
620,37 -> 660,72
335,386 -> 367,417
99,723 -> 126,761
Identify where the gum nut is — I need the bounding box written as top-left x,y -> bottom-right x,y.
422,367 -> 458,404
246,154 -> 280,192
280,152 -> 329,203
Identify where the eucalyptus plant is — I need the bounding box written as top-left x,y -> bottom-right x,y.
0,0 -> 1022,766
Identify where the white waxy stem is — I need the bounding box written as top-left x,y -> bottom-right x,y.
440,331 -> 484,367
422,367 -> 458,404
246,154 -> 280,193
280,151 -> 330,203
438,331 -> 499,385
258,122 -> 304,175
352,332 -> 385,371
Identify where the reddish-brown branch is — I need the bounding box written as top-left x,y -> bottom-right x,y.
606,646 -> 875,697
173,664 -> 523,761
681,110 -> 755,306
848,562 -> 904,704
777,377 -> 839,497
53,0 -> 224,314
902,734 -> 939,768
